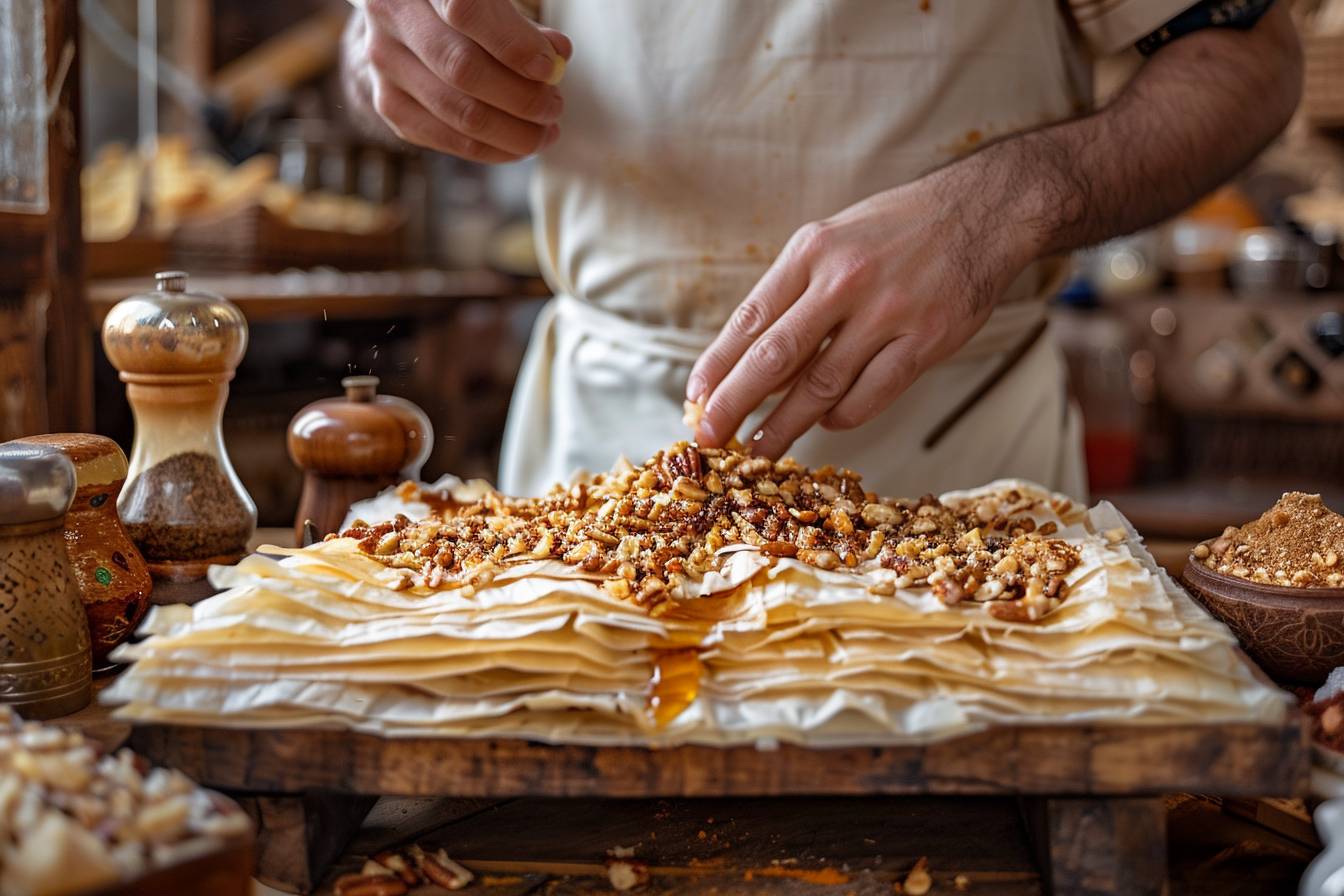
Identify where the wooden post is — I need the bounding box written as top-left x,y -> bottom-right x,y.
43,0 -> 92,433
0,0 -> 92,438
1023,796 -> 1168,896
235,792 -> 378,894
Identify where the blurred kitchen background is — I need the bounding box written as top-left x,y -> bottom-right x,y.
2,0 -> 1343,568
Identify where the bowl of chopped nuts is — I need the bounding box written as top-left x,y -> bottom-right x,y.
1181,492 -> 1344,685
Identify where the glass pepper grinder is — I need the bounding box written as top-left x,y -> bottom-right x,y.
101,271 -> 256,604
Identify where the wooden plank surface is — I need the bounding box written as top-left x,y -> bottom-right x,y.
129,712 -> 1309,800
52,675 -> 131,752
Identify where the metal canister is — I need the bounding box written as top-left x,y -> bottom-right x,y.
0,444 -> 92,719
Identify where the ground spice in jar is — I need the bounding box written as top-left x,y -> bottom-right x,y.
120,451 -> 254,561
1194,492 -> 1344,588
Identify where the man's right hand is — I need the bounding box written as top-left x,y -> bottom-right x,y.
345,0 -> 570,163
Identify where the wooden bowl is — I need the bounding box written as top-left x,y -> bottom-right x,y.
1182,558 -> 1344,685
95,832 -> 252,896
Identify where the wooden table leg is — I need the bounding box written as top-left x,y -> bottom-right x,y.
1022,796 -> 1167,896
235,792 -> 378,894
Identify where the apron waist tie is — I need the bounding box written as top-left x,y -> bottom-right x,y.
553,293 -> 1049,368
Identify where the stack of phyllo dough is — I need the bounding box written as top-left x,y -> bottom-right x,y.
106,443 -> 1286,746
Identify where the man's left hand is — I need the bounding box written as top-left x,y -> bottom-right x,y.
687,165 -> 1033,458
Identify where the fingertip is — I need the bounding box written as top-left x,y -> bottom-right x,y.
534,28 -> 570,85
540,28 -> 573,60
546,54 -> 567,85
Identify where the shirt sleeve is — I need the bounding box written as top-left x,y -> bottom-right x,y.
1065,0 -> 1201,54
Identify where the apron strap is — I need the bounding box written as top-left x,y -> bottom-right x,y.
555,293 -> 1049,368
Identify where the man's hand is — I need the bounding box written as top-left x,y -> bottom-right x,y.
686,169 -> 1030,459
688,3 -> 1301,456
343,0 -> 570,162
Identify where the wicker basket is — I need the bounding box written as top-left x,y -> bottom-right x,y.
1304,32 -> 1344,128
172,203 -> 405,273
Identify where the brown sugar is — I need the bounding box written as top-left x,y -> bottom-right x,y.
1195,492 -> 1344,588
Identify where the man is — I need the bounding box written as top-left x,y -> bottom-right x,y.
343,0 -> 1300,498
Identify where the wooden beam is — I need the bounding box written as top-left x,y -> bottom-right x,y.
44,0 -> 92,433
1023,796 -> 1167,896
236,792 -> 377,894
129,713 -> 1308,800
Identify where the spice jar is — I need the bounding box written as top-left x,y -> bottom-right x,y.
102,271 -> 256,604
287,375 -> 433,542
0,443 -> 93,719
12,434 -> 152,667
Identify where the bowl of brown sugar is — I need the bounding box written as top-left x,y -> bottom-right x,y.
1181,492 -> 1344,685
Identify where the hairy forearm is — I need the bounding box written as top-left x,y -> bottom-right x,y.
949,4 -> 1301,272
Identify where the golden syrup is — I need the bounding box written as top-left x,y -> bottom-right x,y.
648,648 -> 704,728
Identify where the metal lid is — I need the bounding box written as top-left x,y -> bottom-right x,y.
0,443 -> 76,525
155,270 -> 189,292
100,271 -> 249,379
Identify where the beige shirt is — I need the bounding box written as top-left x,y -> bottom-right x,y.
501,0 -> 1189,498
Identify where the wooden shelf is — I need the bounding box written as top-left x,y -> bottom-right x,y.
86,269 -> 548,324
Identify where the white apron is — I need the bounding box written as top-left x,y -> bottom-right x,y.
501,0 -> 1187,499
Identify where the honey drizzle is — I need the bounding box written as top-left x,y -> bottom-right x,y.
648,649 -> 704,728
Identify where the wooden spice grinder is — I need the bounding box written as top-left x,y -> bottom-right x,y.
11,434 -> 152,667
287,375 -> 432,543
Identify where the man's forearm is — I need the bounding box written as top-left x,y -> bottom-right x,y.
952,3 -> 1301,272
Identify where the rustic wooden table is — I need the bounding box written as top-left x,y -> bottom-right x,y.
121,689 -> 1309,895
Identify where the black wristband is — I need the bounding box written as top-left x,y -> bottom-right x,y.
1136,0 -> 1276,56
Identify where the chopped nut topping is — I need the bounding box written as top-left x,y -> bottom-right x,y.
341,442 -> 1082,622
